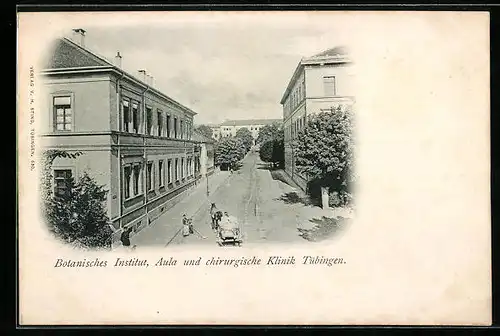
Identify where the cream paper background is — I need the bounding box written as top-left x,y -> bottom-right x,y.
17,11 -> 490,325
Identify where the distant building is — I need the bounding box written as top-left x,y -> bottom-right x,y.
201,123 -> 221,142
39,29 -> 212,244
192,130 -> 215,177
280,46 -> 355,191
205,119 -> 282,145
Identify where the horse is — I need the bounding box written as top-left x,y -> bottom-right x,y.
210,203 -> 223,231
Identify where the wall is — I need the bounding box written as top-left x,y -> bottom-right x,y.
111,73 -> 194,139
304,63 -> 354,98
200,143 -> 208,176
41,73 -> 112,134
283,70 -> 306,120
50,150 -> 112,217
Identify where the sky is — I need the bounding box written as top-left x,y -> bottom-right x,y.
76,13 -> 351,125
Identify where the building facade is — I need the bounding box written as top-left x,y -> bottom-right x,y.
207,119 -> 282,145
40,29 -> 213,244
192,130 -> 215,176
280,46 -> 355,191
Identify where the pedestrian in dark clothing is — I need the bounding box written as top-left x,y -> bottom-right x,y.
121,227 -> 133,247
182,214 -> 192,236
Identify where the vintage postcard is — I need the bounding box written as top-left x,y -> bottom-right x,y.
17,10 -> 491,325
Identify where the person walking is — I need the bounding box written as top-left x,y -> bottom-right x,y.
120,226 -> 133,249
182,214 -> 192,237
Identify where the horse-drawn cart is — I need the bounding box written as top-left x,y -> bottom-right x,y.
210,203 -> 243,247
217,216 -> 243,246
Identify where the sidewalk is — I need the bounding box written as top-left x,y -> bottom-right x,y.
270,168 -> 354,231
131,169 -> 230,247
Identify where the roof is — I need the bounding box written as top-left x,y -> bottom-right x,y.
279,46 -> 351,104
219,119 -> 282,127
311,46 -> 349,58
44,39 -> 109,68
192,130 -> 215,143
42,36 -> 197,116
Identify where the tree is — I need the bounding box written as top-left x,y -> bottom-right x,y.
235,127 -> 254,152
256,122 -> 283,145
259,140 -> 273,163
41,150 -> 83,203
259,134 -> 285,169
294,106 -> 355,209
195,125 -> 213,139
214,137 -> 246,170
271,138 -> 285,168
41,150 -> 113,249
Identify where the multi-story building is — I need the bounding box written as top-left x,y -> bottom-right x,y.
280,46 -> 355,191
209,119 -> 282,145
39,28 -> 213,243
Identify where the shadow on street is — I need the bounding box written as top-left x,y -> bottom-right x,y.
276,191 -> 313,206
298,216 -> 348,242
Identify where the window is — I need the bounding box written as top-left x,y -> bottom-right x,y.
166,115 -> 171,138
146,107 -> 153,135
123,100 -> 130,132
175,158 -> 179,181
123,166 -> 132,199
323,76 -> 336,96
53,96 -> 72,131
157,110 -> 163,136
54,169 -> 72,198
159,160 -> 165,187
133,164 -> 141,195
132,102 -> 139,133
180,120 -> 185,139
167,159 -> 172,184
124,163 -> 143,199
181,158 -> 185,179
147,162 -> 154,191
174,117 -> 178,138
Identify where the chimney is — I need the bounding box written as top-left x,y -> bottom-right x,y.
114,51 -> 122,68
146,74 -> 152,85
137,69 -> 147,83
150,75 -> 155,88
71,28 -> 86,47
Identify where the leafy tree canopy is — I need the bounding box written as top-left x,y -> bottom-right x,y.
259,140 -> 273,163
195,125 -> 213,139
294,106 -> 355,193
235,127 -> 254,152
256,122 -> 283,145
215,137 -> 246,169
